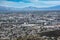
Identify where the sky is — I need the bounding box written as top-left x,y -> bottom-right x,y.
0,0 -> 60,8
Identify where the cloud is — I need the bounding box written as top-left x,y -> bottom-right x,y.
40,0 -> 60,1
6,0 -> 37,3
43,1 -> 60,5
0,1 -> 34,8
0,0 -> 60,8
28,0 -> 39,2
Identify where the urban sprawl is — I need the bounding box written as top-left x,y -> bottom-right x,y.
0,11 -> 60,40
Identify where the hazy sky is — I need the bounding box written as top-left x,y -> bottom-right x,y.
0,0 -> 60,8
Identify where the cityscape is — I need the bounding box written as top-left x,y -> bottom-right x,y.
0,0 -> 60,40
0,11 -> 60,40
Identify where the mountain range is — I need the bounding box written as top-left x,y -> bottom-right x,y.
0,5 -> 60,12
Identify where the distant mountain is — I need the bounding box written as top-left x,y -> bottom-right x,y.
0,5 -> 60,12
22,6 -> 39,10
17,5 -> 60,11
0,6 -> 22,13
49,5 -> 60,9
45,5 -> 60,10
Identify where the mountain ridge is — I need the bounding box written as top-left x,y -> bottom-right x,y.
0,5 -> 60,12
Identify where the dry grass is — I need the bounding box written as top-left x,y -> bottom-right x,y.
17,35 -> 46,40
